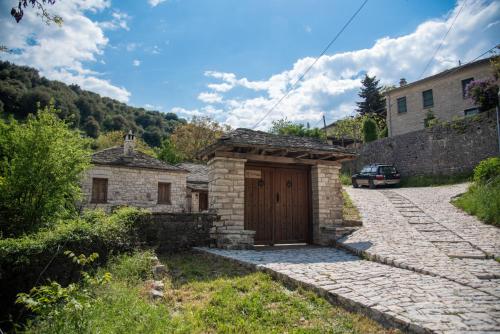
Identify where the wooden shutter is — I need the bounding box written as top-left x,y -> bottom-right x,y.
91,178 -> 108,203
158,182 -> 171,204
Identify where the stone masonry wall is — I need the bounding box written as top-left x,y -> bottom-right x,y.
311,164 -> 344,245
81,165 -> 187,212
138,212 -> 219,252
343,113 -> 499,177
208,157 -> 255,249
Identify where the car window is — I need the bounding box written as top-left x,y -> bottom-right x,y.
360,167 -> 370,173
370,167 -> 378,173
379,166 -> 397,174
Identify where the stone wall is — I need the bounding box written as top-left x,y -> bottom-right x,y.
138,212 -> 218,252
207,157 -> 255,249
81,165 -> 187,212
311,164 -> 344,245
344,113 -> 499,177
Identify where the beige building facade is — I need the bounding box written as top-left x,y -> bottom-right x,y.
81,132 -> 188,212
386,58 -> 496,137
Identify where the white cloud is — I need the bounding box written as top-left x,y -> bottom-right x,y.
148,0 -> 167,7
198,92 -> 223,103
98,10 -> 130,31
132,59 -> 141,66
174,0 -> 500,129
126,42 -> 140,51
144,103 -> 163,111
0,0 -> 131,102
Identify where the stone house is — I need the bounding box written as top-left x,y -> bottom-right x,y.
198,128 -> 356,249
177,162 -> 209,213
386,57 -> 497,137
81,132 -> 188,212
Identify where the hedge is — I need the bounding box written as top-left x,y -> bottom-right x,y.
0,207 -> 150,325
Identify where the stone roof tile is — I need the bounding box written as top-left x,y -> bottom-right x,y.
92,146 -> 186,172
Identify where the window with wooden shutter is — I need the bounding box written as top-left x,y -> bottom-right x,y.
422,89 -> 434,108
158,182 -> 171,204
397,97 -> 407,113
91,178 -> 108,203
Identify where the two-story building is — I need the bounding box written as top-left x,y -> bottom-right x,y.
385,57 -> 496,137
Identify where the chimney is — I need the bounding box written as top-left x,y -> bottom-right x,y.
123,130 -> 135,156
399,78 -> 407,87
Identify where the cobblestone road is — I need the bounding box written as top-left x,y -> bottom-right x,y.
198,246 -> 500,333
341,184 -> 500,298
197,184 -> 500,333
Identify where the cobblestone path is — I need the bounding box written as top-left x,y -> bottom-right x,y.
197,246 -> 500,333
340,184 -> 500,298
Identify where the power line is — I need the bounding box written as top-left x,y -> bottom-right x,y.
251,0 -> 369,129
418,0 -> 467,79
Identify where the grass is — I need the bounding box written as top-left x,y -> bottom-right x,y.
399,172 -> 471,187
23,251 -> 397,334
452,178 -> 500,227
342,190 -> 361,222
340,172 -> 352,186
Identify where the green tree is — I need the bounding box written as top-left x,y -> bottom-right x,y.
356,75 -> 387,131
269,118 -> 325,139
0,103 -> 91,236
356,75 -> 385,116
157,139 -> 183,164
170,117 -> 230,161
83,116 -> 100,138
326,116 -> 364,142
361,117 -> 378,143
92,130 -> 156,157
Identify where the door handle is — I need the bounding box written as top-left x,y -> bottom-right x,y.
276,193 -> 280,203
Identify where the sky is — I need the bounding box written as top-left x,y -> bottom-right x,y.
0,0 -> 499,130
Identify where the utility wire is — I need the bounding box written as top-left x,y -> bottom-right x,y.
251,0 -> 369,129
418,0 -> 467,79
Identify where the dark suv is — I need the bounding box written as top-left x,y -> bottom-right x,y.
351,164 -> 400,189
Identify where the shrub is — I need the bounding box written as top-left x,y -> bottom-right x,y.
20,251 -> 161,334
0,207 -> 150,324
473,157 -> 500,184
466,79 -> 499,111
453,178 -> 500,226
0,103 -> 91,236
361,117 -> 378,143
379,126 -> 388,138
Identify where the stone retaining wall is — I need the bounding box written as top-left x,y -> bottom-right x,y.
139,212 -> 219,252
343,112 -> 499,176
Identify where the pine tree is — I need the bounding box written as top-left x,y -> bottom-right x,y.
356,74 -> 385,116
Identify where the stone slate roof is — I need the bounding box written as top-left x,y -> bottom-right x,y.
199,128 -> 355,157
177,163 -> 209,183
92,146 -> 186,172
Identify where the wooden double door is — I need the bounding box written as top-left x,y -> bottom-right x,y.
244,164 -> 310,245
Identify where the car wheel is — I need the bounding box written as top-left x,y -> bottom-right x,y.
352,179 -> 359,188
369,179 -> 376,189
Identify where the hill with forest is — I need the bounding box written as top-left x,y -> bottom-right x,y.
0,61 -> 186,147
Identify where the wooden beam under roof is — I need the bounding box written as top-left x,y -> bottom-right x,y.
214,151 -> 341,166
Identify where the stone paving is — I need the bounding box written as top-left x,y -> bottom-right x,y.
340,184 -> 500,298
197,246 -> 500,333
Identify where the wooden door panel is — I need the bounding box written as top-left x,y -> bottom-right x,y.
244,166 -> 274,244
245,164 -> 309,245
274,168 -> 308,243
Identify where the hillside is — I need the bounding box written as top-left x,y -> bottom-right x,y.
0,61 -> 186,147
